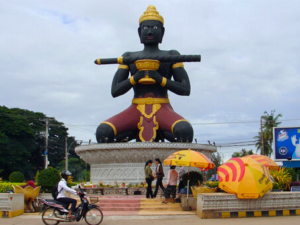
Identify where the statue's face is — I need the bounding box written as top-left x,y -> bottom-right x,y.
138,20 -> 164,45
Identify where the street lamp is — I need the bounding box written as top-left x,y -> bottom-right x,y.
65,140 -> 83,171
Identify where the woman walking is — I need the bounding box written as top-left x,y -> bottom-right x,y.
144,160 -> 154,198
153,158 -> 165,198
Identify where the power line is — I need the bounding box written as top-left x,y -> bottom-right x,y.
1,112 -> 300,125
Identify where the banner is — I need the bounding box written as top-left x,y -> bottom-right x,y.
274,127 -> 300,160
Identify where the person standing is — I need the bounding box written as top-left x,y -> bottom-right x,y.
144,160 -> 154,198
153,158 -> 165,198
178,166 -> 186,193
162,166 -> 178,204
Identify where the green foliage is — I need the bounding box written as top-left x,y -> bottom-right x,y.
182,171 -> 203,187
270,168 -> 292,190
205,181 -> 219,188
84,171 -> 90,182
206,152 -> 221,181
35,170 -> 40,184
254,110 -> 282,156
272,182 -> 279,189
285,168 -> 297,182
9,171 -> 25,183
57,158 -> 89,182
37,167 -> 61,187
0,183 -> 26,193
0,106 -> 78,180
232,149 -> 254,158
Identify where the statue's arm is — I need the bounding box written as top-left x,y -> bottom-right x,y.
164,50 -> 191,96
111,52 -> 134,98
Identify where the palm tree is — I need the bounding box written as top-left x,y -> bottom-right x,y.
254,132 -> 272,157
262,110 -> 282,148
254,110 -> 282,156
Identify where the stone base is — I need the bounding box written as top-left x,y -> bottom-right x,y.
76,142 -> 217,184
197,192 -> 300,219
0,193 -> 24,218
91,163 -> 203,184
180,194 -> 197,210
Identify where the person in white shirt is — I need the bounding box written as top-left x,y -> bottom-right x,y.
162,166 -> 178,204
56,170 -> 79,219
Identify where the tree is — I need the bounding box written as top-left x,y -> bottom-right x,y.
0,106 -> 76,180
254,110 -> 282,156
0,106 -> 37,179
262,110 -> 282,149
207,152 -> 222,180
254,132 -> 272,157
57,158 -> 87,182
232,149 -> 254,158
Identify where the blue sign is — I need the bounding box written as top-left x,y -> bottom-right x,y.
274,127 -> 300,160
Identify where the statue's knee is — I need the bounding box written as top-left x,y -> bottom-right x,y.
173,121 -> 193,142
96,123 -> 115,143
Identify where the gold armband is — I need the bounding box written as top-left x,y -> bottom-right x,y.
130,76 -> 137,85
118,65 -> 129,70
160,77 -> 167,87
172,62 -> 184,69
117,57 -> 123,64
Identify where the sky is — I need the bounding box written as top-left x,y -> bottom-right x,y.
1,0 -> 300,162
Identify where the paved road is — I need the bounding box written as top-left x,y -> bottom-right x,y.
1,214 -> 299,225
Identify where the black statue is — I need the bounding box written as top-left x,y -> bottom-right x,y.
96,5 -> 197,143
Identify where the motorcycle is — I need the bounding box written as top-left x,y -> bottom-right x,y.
39,185 -> 103,225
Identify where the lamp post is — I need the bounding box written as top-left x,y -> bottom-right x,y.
65,139 -> 83,171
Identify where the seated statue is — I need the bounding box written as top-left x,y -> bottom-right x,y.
96,5 -> 193,143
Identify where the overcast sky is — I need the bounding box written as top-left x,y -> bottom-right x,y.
1,0 -> 299,162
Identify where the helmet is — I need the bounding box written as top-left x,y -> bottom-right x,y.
61,170 -> 72,180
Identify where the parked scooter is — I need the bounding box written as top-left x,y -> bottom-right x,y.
39,185 -> 103,225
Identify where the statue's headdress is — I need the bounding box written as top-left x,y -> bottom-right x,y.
139,5 -> 164,25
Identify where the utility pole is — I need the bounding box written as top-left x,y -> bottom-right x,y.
65,136 -> 68,171
39,117 -> 55,169
45,119 -> 49,168
261,116 -> 265,156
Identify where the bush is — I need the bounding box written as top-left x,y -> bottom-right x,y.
182,171 -> 203,187
270,168 -> 292,191
206,181 -> 219,188
0,183 -> 26,193
273,182 -> 279,189
37,168 -> 61,192
9,171 -> 25,183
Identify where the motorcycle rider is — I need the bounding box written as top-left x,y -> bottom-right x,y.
56,170 -> 79,219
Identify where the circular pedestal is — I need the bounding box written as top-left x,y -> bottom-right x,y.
75,142 -> 217,184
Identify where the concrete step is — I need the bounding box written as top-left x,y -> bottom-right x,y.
99,202 -> 140,207
99,206 -> 140,211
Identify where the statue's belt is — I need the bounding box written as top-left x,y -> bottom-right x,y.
132,97 -> 170,105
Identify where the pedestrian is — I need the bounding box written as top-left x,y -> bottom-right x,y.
153,158 -> 165,198
162,165 -> 178,204
144,160 -> 154,198
178,166 -> 185,193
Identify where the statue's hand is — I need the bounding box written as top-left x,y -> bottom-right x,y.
134,71 -> 146,82
148,70 -> 163,84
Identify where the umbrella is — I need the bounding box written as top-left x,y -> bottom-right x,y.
217,157 -> 273,199
164,149 -> 215,209
242,154 -> 280,171
163,149 -> 215,168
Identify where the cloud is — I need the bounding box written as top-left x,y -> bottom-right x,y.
1,0 -> 300,161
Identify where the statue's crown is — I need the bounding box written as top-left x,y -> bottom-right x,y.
139,5 -> 164,25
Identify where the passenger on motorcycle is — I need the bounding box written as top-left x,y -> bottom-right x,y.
56,170 -> 79,219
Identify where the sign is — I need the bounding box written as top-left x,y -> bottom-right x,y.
274,127 -> 300,160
